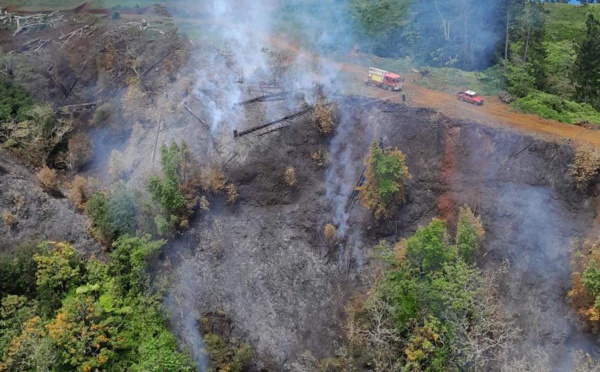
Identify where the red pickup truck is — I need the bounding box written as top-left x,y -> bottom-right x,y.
457,90 -> 484,106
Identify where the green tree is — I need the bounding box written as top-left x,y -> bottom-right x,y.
147,141 -> 190,233
33,242 -> 81,315
455,205 -> 484,262
573,14 -> 600,110
86,192 -> 116,244
0,80 -> 33,123
358,141 -> 411,219
405,219 -> 454,274
47,293 -> 121,371
109,235 -> 164,295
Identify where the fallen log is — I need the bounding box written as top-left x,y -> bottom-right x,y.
233,102 -> 335,138
140,44 -> 181,78
183,105 -> 209,131
234,91 -> 291,106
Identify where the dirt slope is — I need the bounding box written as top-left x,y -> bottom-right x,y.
0,150 -> 100,255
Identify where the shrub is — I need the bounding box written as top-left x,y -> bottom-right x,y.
0,80 -> 34,123
147,142 -> 187,217
66,133 -> 93,171
225,184 -> 238,203
154,215 -> 176,237
3,104 -> 72,166
571,145 -> 600,189
108,149 -> 124,181
310,149 -> 329,167
86,192 -> 115,244
2,211 -> 16,228
512,90 -> 600,124
455,205 -> 485,262
314,100 -> 336,134
67,176 -> 93,210
199,196 -> 210,211
36,166 -> 58,191
324,223 -> 337,243
344,217 -> 513,371
201,165 -> 227,194
569,239 -> 600,332
284,166 -> 297,186
358,141 -> 411,219
203,333 -> 252,372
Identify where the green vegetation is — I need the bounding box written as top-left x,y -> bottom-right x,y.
358,141 -> 411,219
573,14 -> 600,111
413,66 -> 505,96
204,333 -> 252,372
86,184 -> 137,245
569,239 -> 600,333
343,208 -> 510,371
0,238 -> 193,372
147,141 -> 196,235
513,91 -> 600,124
546,3 -> 600,42
0,80 -> 34,124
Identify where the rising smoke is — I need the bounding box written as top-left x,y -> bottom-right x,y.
164,0 -> 564,369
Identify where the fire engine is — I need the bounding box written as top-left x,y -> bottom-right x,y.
364,67 -> 403,91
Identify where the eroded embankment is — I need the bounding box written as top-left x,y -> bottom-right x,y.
157,96 -> 597,370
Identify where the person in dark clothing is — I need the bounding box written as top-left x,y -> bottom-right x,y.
402,92 -> 406,104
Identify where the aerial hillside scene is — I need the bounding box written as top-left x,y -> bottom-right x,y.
2,0 -> 600,371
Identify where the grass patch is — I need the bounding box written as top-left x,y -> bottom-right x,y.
545,3 -> 600,42
412,66 -> 505,96
512,90 -> 600,125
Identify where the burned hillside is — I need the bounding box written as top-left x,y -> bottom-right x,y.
1,3 -> 600,372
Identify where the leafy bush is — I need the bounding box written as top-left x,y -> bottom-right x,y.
455,205 -> 485,262
358,141 -> 411,219
86,192 -> 116,244
569,239 -> 600,332
0,80 -> 34,123
147,142 -> 187,217
204,333 -> 252,372
512,91 -> 600,124
0,243 -> 39,298
86,185 -> 137,245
